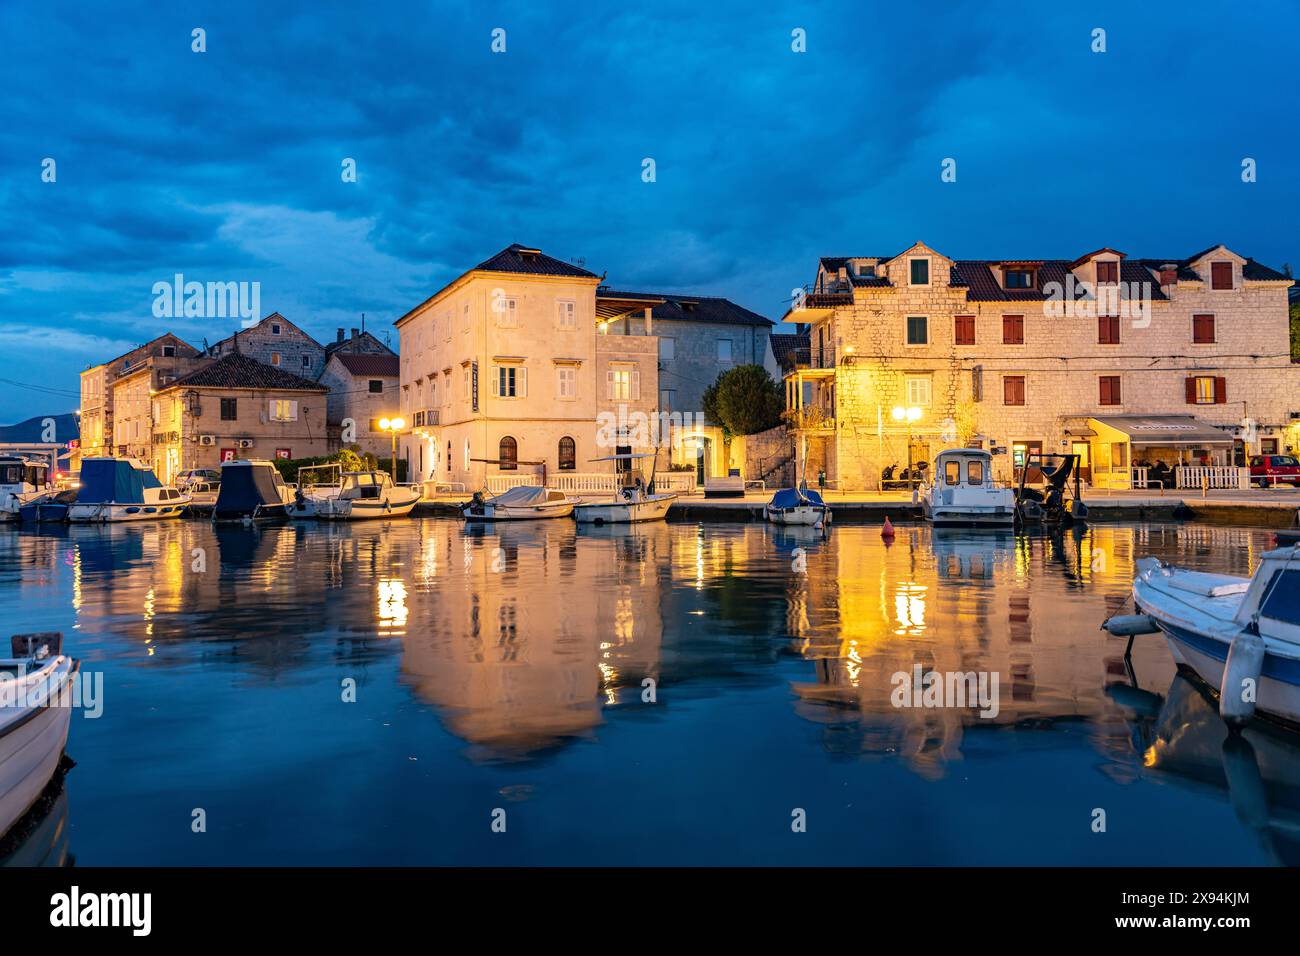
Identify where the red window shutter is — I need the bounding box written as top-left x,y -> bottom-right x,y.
954,315 -> 974,346
1184,377 -> 1197,404
1193,314 -> 1215,343
1211,262 -> 1233,290
1214,376 -> 1227,404
1003,315 -> 1023,345
1098,316 -> 1120,344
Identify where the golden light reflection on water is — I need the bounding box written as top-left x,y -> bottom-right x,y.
0,518 -> 1276,773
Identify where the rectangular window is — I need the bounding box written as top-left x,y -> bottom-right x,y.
1099,375 -> 1121,405
557,366 -> 576,399
717,340 -> 733,363
1187,376 -> 1224,405
954,315 -> 975,346
463,367 -> 470,398
659,389 -> 674,410
1098,315 -> 1120,344
909,258 -> 929,285
1004,269 -> 1034,289
270,352 -> 282,366
1003,375 -> 1026,406
271,323 -> 282,335
220,398 -> 237,421
269,399 -> 298,422
368,380 -> 384,394
906,316 -> 928,345
1002,314 -> 1024,345
556,300 -> 576,329
1095,261 -> 1119,284
497,296 -> 518,327
905,376 -> 932,406
659,337 -> 676,361
1211,261 -> 1233,290
610,368 -> 632,400
162,345 -> 176,357
495,365 -> 525,398
1192,313 -> 1216,344
302,354 -> 311,369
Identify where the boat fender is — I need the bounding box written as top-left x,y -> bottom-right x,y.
881,516 -> 895,539
1219,631 -> 1265,727
1100,614 -> 1159,637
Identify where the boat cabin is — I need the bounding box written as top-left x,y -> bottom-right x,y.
338,471 -> 395,500
1234,548 -> 1300,643
0,456 -> 50,491
934,449 -> 995,488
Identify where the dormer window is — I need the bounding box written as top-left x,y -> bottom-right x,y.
1095,261 -> 1119,284
856,262 -> 875,278
1004,269 -> 1035,290
909,258 -> 929,285
1211,261 -> 1233,290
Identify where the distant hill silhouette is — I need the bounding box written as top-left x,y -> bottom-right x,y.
0,413 -> 80,443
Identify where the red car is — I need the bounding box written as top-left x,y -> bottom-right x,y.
1249,454 -> 1300,487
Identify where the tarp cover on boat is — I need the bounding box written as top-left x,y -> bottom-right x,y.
214,462 -> 285,518
490,485 -> 548,506
769,487 -> 825,509
78,458 -> 160,503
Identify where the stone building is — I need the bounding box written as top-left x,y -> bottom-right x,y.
395,243 -> 660,487
318,352 -> 400,458
151,352 -> 330,479
785,242 -> 1298,490
79,333 -> 200,458
208,312 -> 327,379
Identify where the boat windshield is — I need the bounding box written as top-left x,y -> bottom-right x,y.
1260,568 -> 1300,624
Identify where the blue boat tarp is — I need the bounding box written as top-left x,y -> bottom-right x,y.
78,458 -> 160,503
213,463 -> 286,519
769,487 -> 825,509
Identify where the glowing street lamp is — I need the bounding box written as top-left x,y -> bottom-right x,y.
891,406 -> 923,489
378,417 -> 405,482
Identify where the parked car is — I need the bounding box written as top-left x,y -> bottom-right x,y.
1248,454 -> 1300,487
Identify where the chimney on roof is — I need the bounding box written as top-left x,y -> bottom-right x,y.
336,328 -> 345,343
1159,264 -> 1178,287
351,328 -> 359,339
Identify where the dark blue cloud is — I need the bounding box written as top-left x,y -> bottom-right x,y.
1,0 -> 1297,421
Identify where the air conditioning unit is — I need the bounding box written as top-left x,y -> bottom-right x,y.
237,438 -> 255,449
198,435 -> 216,446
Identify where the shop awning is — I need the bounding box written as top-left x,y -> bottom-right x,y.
1088,415 -> 1235,446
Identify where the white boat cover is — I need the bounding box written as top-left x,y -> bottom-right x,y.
490,485 -> 549,506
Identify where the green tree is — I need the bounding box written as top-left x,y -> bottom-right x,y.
1291,298 -> 1300,364
703,364 -> 784,438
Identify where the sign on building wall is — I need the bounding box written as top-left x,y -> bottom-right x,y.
276,448 -> 291,460
472,361 -> 479,413
220,447 -> 237,463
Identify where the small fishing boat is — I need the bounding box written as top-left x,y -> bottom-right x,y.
66,458 -> 189,523
183,480 -> 220,509
0,456 -> 53,522
573,453 -> 676,524
922,448 -> 1015,527
1014,452 -> 1088,526
0,632 -> 78,841
211,459 -> 293,524
764,482 -> 831,527
287,463 -> 341,519
310,471 -> 422,520
17,489 -> 77,524
1105,546 -> 1300,728
461,485 -> 576,521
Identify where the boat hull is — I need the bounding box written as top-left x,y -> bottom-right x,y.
317,492 -> 421,520
573,494 -> 675,524
765,505 -> 829,526
461,501 -> 575,521
925,506 -> 1015,527
0,660 -> 76,840
67,501 -> 188,523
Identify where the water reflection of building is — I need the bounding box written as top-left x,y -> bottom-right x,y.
398,522 -> 665,759
782,525 -> 1266,779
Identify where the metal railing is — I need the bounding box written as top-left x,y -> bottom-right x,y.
483,471 -> 698,495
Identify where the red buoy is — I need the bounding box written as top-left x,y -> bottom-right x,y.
881,516 -> 895,538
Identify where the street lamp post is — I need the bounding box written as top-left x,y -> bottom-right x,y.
891,405 -> 923,491
378,417 -> 405,482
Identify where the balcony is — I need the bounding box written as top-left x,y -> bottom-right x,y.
783,405 -> 836,434
786,292 -> 853,321
782,346 -> 837,371
411,409 -> 441,428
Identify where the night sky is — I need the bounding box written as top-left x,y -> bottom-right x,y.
2,0 -> 1297,423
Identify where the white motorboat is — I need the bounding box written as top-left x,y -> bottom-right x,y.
66,458 -> 189,523
765,483 -> 831,526
461,485 -> 576,521
211,459 -> 294,524
922,448 -> 1015,527
573,453 -> 677,524
0,632 -> 78,841
183,480 -> 220,509
310,471 -> 422,520
1105,546 -> 1300,728
288,463 -> 342,519
0,456 -> 53,522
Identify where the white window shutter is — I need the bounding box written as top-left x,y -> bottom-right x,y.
606,370 -> 615,399
491,369 -> 499,397
519,367 -> 527,397
289,400 -> 298,421
631,370 -> 640,401
268,400 -> 276,419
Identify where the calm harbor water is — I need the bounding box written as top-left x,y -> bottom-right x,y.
1,517 -> 1297,866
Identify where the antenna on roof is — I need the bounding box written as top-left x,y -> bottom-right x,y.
361,313 -> 365,334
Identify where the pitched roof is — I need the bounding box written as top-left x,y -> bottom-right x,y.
209,313 -> 324,354
324,330 -> 395,357
331,353 -> 399,377
770,332 -> 809,369
474,243 -> 597,278
948,260 -> 1169,302
164,353 -> 325,391
596,289 -> 772,326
